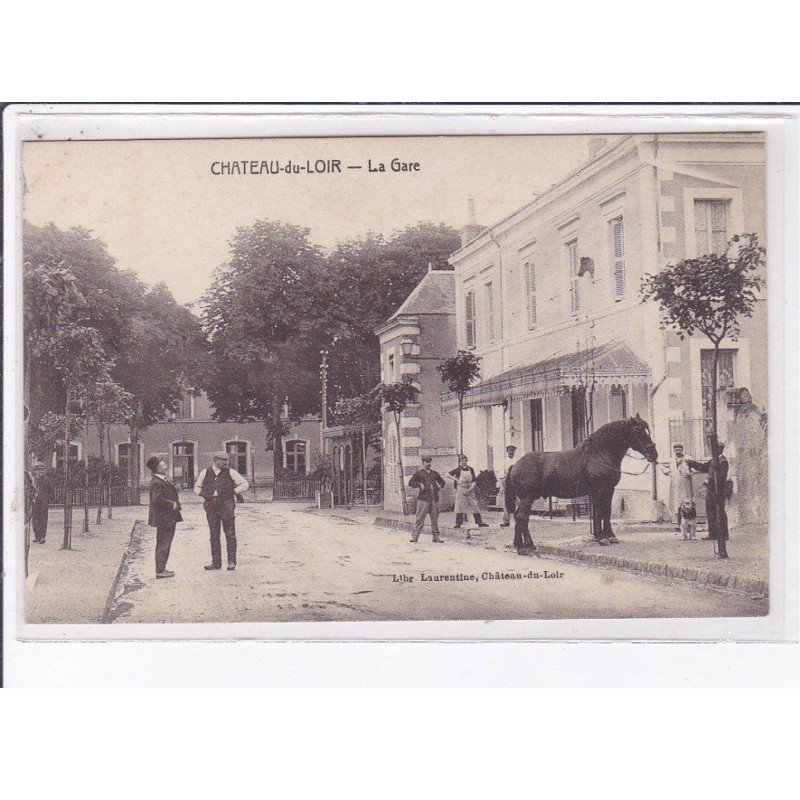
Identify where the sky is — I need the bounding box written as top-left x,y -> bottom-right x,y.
23,134 -> 596,305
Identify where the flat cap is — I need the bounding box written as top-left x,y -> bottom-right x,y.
213,450 -> 230,459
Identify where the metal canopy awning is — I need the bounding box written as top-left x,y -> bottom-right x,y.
442,339 -> 651,411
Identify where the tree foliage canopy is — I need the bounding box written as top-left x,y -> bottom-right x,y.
640,233 -> 765,344
438,350 -> 482,396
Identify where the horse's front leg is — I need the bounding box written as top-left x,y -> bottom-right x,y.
601,490 -> 619,544
514,496 -> 537,556
591,494 -> 608,544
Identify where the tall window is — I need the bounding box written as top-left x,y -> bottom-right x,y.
484,282 -> 495,343
530,399 -> 544,451
387,353 -> 395,383
175,393 -> 193,419
117,442 -> 140,477
54,443 -> 81,472
465,289 -> 477,347
694,199 -> 729,256
524,261 -> 537,328
226,441 -> 248,474
566,239 -> 580,312
285,439 -> 307,475
700,349 -> 735,455
610,217 -> 626,297
571,388 -> 588,447
610,385 -> 628,420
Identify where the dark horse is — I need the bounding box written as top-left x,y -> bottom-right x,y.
505,414 -> 658,555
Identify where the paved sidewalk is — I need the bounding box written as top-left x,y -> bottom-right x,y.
25,505 -> 143,624
304,504 -> 769,598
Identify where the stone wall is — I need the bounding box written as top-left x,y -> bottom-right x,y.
721,388 -> 768,526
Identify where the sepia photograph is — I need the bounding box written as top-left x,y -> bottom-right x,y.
14,125 -> 773,630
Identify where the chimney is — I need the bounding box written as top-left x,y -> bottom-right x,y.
460,197 -> 486,246
588,137 -> 608,158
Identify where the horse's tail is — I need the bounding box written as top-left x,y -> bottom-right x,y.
505,468 -> 517,516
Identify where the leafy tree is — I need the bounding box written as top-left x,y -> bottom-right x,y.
375,379 -> 421,512
115,283 -> 208,492
79,378 -> 133,521
319,223 -> 460,404
438,350 -> 482,453
640,232 -> 765,559
201,220 -> 326,469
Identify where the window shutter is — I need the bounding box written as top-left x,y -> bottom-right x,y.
525,262 -> 537,328
612,218 -> 626,297
465,291 -> 475,346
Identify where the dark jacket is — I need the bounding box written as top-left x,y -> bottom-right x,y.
687,455 -> 729,503
408,468 -> 446,503
148,476 -> 183,528
448,465 -> 476,490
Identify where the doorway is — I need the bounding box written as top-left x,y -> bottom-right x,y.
172,442 -> 195,488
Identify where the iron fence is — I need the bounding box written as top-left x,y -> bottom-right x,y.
50,484 -> 138,508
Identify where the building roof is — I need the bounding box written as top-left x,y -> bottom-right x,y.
391,269 -> 455,317
442,339 -> 651,410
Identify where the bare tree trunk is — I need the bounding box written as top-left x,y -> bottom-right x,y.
83,414 -> 90,533
458,396 -> 464,455
62,383 -> 71,550
107,427 -> 113,519
96,422 -> 104,525
711,343 -> 728,559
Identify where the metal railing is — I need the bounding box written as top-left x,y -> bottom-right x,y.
50,484 -> 138,507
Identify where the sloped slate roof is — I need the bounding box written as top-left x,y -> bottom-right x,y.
391,269 -> 455,317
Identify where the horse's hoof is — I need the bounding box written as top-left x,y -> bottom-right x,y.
598,538 -> 611,546
606,535 -> 620,544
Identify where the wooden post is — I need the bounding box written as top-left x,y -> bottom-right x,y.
62,385 -> 72,550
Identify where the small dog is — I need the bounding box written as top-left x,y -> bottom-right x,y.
679,500 -> 697,540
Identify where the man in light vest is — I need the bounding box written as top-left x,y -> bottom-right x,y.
194,451 -> 249,571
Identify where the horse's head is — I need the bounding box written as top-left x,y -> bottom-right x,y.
626,413 -> 658,463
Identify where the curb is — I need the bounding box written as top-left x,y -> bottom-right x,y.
373,516 -> 768,598
100,520 -> 147,624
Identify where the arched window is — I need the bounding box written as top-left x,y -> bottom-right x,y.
225,440 -> 249,475
284,439 -> 308,475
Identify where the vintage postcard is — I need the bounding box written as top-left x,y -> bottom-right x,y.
4,109 -> 788,640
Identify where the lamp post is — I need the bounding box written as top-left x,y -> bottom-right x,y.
319,349 -> 329,454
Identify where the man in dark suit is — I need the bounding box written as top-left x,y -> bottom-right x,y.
407,456 -> 446,543
147,455 -> 183,578
31,463 -> 51,543
687,441 -> 730,542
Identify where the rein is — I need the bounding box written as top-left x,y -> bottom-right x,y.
583,443 -> 658,477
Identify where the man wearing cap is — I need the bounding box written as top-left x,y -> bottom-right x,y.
194,451 -> 249,571
407,456 -> 446,543
497,444 -> 518,528
147,455 -> 183,578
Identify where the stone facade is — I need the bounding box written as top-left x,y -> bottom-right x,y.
447,133 -> 767,521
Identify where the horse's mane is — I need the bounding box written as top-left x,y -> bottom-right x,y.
581,419 -> 632,452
